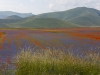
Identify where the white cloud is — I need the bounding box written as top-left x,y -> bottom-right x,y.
30,0 -> 34,2
97,3 -> 100,5
19,4 -> 23,7
49,4 -> 54,9
0,0 -> 100,14
48,0 -> 100,11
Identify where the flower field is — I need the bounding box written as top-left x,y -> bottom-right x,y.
0,28 -> 100,63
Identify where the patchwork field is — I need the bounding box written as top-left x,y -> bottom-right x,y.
0,28 -> 100,63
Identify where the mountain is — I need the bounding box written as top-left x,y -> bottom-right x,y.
35,7 -> 100,26
0,11 -> 34,18
5,15 -> 22,19
68,14 -> 100,26
8,18 -> 80,28
0,7 -> 100,28
36,7 -> 93,20
0,18 -> 25,28
67,7 -> 100,26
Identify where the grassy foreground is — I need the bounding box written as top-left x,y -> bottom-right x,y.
13,48 -> 100,75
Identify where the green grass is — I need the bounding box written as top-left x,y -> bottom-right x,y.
68,13 -> 100,26
0,17 -> 80,28
5,15 -> 22,19
14,48 -> 100,75
36,7 -> 100,27
9,18 -> 80,28
1,7 -> 100,28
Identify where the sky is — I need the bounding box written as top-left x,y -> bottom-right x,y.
0,0 -> 100,14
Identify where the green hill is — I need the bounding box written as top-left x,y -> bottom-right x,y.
0,7 -> 100,28
36,7 -> 90,20
5,15 -> 22,19
36,7 -> 95,20
0,18 -> 25,28
8,18 -> 80,28
68,14 -> 100,26
0,11 -> 33,18
35,7 -> 100,26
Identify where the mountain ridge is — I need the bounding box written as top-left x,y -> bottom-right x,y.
35,7 -> 100,26
0,7 -> 100,28
0,11 -> 34,18
4,15 -> 22,19
7,18 -> 80,28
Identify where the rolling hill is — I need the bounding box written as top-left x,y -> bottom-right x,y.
0,7 -> 100,28
8,18 -> 80,28
0,11 -> 34,18
68,14 -> 100,26
5,15 -> 22,19
0,18 -> 25,28
35,7 -> 100,26
36,7 -> 91,20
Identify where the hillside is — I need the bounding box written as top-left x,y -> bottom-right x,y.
0,11 -> 34,18
68,14 -> 100,26
0,18 -> 25,28
8,18 -> 80,28
35,7 -> 100,26
5,15 -> 22,19
0,7 -> 100,28
36,7 -> 91,20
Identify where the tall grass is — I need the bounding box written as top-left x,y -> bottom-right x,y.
14,48 -> 100,75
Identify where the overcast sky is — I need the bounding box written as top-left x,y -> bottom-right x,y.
0,0 -> 100,14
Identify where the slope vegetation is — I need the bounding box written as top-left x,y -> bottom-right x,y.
35,7 -> 100,26
9,18 -> 80,28
0,11 -> 33,18
5,15 -> 22,19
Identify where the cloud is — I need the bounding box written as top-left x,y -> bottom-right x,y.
49,4 -> 54,9
48,0 -> 100,11
30,0 -> 34,2
19,4 -> 24,7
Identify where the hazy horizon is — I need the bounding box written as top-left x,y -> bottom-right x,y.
0,0 -> 100,15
